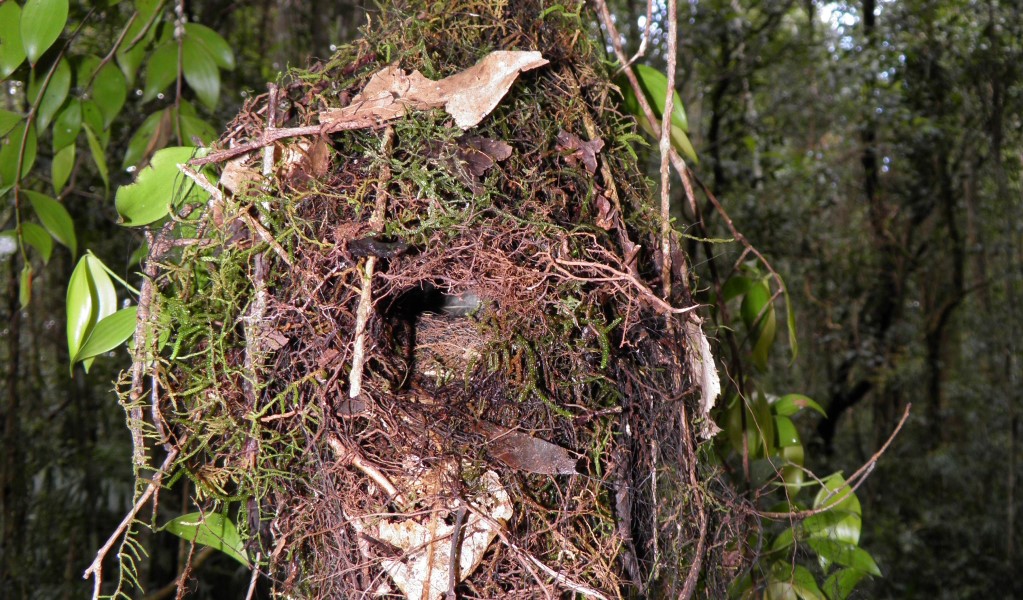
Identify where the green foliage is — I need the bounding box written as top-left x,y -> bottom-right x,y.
163,511 -> 250,567
616,63 -> 698,162
114,146 -> 211,225
715,261 -> 878,598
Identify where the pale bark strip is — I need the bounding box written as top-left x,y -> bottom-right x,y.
348,127 -> 395,398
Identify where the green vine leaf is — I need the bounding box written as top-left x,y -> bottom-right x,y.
51,143 -> 74,194
163,512 -> 249,567
89,60 -> 128,127
83,124 -> 109,191
25,190 -> 76,256
21,221 -> 53,264
0,122 -> 37,187
28,56 -> 70,131
185,23 -> 235,70
20,0 -> 69,66
181,36 -> 220,109
116,0 -> 162,85
76,305 -> 137,362
0,2 -> 27,79
115,146 -> 210,226
52,99 -> 81,150
0,110 -> 22,137
142,42 -> 179,103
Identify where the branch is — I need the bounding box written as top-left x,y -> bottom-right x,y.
759,403 -> 911,520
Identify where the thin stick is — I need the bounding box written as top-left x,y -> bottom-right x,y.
759,403 -> 912,519
348,127 -> 394,398
83,449 -> 180,598
659,0 -> 679,301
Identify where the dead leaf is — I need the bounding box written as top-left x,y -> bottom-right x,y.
595,194 -> 616,230
320,51 -> 548,130
685,316 -> 722,439
282,137 -> 332,187
220,152 -> 263,196
556,130 -> 605,174
423,135 -> 514,194
476,421 -> 579,475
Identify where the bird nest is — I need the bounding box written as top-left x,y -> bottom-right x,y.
125,1 -> 747,597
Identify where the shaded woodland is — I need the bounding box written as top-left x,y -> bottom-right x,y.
1,0 -> 1020,598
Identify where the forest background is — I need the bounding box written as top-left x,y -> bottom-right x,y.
0,0 -> 1019,598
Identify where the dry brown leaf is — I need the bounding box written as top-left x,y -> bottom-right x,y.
556,129 -> 605,174
476,421 -> 579,475
320,50 -> 548,130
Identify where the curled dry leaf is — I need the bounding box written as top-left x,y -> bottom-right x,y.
320,50 -> 548,130
556,129 -> 605,175
476,421 -> 580,475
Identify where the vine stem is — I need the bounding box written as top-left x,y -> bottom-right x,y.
758,403 -> 912,520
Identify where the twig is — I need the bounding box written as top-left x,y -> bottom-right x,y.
659,0 -> 679,301
463,503 -> 609,600
446,503 -> 467,599
83,448 -> 180,598
677,403 -> 708,600
348,127 -> 394,398
545,255 -> 699,315
189,118 -> 385,167
758,403 -> 912,519
327,434 -> 406,505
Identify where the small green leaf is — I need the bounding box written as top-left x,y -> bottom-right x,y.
806,539 -> 881,576
822,568 -> 867,600
185,23 -> 235,70
0,110 -> 21,137
83,124 -> 109,190
782,283 -> 798,360
25,190 -> 76,256
813,473 -> 862,516
632,64 -> 688,131
51,143 -> 74,195
803,510 -> 861,545
0,2 -> 27,78
774,415 -> 800,447
164,512 -> 249,567
19,263 -> 32,308
122,109 -> 170,169
142,42 -> 179,102
181,37 -> 220,110
28,57 -> 70,130
76,305 -> 137,360
779,443 -> 805,494
67,253 -> 118,370
774,394 -> 827,417
52,100 -> 81,150
21,0 -> 69,66
770,527 -> 795,552
789,565 -> 827,600
753,390 -> 775,456
742,280 -> 776,370
115,146 -> 210,226
80,100 -> 106,146
179,114 -> 217,145
91,61 -> 128,127
21,221 -> 53,264
722,275 -> 753,303
116,0 -> 162,85
0,122 -> 37,187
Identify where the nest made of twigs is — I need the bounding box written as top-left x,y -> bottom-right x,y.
130,1 -> 751,598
